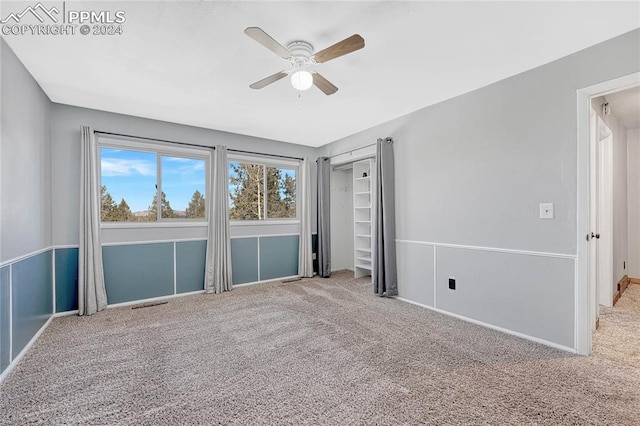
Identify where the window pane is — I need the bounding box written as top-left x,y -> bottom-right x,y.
101,148 -> 156,222
229,162 -> 265,220
266,167 -> 296,219
161,156 -> 206,219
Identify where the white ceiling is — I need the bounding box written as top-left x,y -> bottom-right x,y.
605,86 -> 640,130
2,1 -> 640,147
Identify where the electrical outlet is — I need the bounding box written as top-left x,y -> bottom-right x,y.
312,253 -> 317,260
448,278 -> 456,290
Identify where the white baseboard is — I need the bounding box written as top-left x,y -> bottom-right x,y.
107,290 -> 205,309
393,296 -> 577,355
53,310 -> 79,317
0,315 -> 54,384
234,275 -> 300,288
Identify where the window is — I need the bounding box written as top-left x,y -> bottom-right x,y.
228,159 -> 297,222
99,141 -> 208,223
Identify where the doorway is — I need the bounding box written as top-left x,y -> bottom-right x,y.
577,72 -> 640,355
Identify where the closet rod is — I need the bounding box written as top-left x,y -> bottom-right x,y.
93,130 -> 304,161
327,142 -> 377,159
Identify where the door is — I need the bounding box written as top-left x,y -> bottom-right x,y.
596,117 -> 614,308
589,112 -> 614,328
589,108 -> 597,330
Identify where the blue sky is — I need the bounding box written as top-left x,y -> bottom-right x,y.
101,148 -> 205,212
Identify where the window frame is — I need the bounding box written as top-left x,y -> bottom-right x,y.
98,136 -> 210,228
227,153 -> 300,226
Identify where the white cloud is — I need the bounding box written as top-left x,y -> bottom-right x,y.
162,158 -> 205,176
163,157 -> 195,163
101,159 -> 155,177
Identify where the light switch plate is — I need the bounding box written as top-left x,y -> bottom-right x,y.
540,203 -> 554,219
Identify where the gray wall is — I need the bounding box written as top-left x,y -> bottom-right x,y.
330,168 -> 354,271
628,129 -> 640,278
319,29 -> 640,350
0,39 -> 52,263
0,39 -> 54,377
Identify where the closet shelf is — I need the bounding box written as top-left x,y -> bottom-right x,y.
353,158 -> 374,280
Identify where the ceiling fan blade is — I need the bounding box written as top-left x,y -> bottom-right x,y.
250,71 -> 288,89
244,27 -> 292,59
312,73 -> 338,95
313,34 -> 365,64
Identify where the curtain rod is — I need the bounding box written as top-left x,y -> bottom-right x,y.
94,130 -> 304,161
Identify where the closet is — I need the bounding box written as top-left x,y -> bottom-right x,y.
329,154 -> 376,279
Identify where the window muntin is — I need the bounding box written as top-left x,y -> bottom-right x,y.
99,141 -> 208,223
228,159 -> 298,222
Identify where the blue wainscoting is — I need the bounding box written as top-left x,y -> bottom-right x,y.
0,266 -> 10,374
11,251 -> 53,359
260,235 -> 299,280
55,248 -> 78,313
176,240 -> 206,293
103,243 -> 174,304
230,238 -> 259,285
231,235 -> 301,285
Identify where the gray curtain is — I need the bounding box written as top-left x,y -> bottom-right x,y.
78,126 -> 108,315
298,158 -> 314,277
373,138 -> 398,296
317,157 -> 331,277
205,145 -> 233,293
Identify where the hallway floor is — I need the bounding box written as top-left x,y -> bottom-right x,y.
593,283 -> 640,363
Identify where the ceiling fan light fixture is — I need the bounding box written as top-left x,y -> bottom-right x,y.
290,70 -> 313,91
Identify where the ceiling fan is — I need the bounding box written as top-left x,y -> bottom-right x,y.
244,27 -> 365,95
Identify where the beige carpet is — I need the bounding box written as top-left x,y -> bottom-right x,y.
593,283 -> 640,364
1,271 -> 639,425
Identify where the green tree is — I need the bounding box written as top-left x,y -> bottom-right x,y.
266,167 -> 296,218
229,163 -> 264,220
185,190 -> 206,218
229,164 -> 296,220
148,191 -> 178,220
266,167 -> 285,218
101,185 -> 136,222
113,199 -> 133,221
282,173 -> 296,216
101,185 -> 117,221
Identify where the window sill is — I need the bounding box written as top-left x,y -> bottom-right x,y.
230,220 -> 300,227
101,221 -> 208,229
